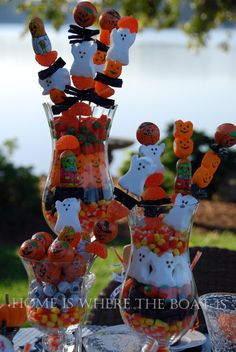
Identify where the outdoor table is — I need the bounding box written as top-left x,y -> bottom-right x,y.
13,326 -> 211,351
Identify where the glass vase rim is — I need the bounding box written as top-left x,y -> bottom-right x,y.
199,292 -> 236,312
133,199 -> 199,209
42,101 -> 118,112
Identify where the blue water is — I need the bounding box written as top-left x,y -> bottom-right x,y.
0,24 -> 235,175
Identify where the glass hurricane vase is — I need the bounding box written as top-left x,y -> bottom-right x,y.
119,199 -> 199,352
21,256 -> 95,352
42,103 -> 116,244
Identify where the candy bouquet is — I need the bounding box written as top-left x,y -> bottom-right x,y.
18,2 -> 138,351
115,121 -> 236,352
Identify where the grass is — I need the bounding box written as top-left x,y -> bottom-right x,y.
0,228 -> 235,306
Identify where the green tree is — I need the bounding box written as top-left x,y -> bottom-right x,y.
1,0 -> 236,47
0,140 -> 43,245
119,124 -> 236,201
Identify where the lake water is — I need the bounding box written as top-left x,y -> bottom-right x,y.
0,24 -> 235,175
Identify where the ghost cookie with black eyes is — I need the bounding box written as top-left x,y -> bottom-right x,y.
70,40 -> 97,90
107,16 -> 138,65
118,155 -> 156,197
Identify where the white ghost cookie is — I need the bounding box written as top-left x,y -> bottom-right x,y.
54,197 -> 81,234
118,155 -> 156,196
107,28 -> 136,65
128,247 -> 176,288
164,194 -> 197,233
139,143 -> 165,173
39,67 -> 70,95
70,41 -> 97,77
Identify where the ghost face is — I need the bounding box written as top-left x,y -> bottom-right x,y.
164,194 -> 197,233
128,247 -> 176,288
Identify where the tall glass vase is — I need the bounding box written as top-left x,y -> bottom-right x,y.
119,199 -> 199,352
42,103 -> 116,245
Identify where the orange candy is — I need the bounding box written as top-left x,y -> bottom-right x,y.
19,239 -> 45,260
215,123 -> 236,148
94,219 -> 118,243
49,89 -> 66,104
69,101 -> 92,116
35,51 -> 58,67
73,1 -> 97,27
107,200 -> 129,221
136,122 -> 160,145
99,29 -> 111,45
174,137 -> 193,158
56,135 -> 80,151
48,241 -> 74,262
34,261 -> 61,284
192,166 -> 213,188
104,60 -> 122,78
99,9 -> 121,32
95,81 -> 114,98
174,120 -> 193,139
118,16 -> 139,33
31,232 -> 54,249
85,241 -> 108,259
93,50 -> 106,65
201,150 -> 221,174
63,254 -> 86,281
72,76 -> 95,90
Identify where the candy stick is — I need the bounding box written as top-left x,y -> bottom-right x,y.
190,250 -> 202,270
173,120 -> 193,196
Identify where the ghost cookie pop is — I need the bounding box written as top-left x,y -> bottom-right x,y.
95,15 -> 138,98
